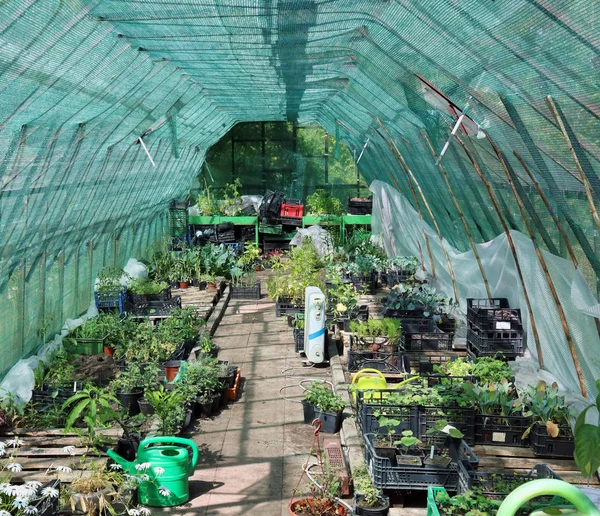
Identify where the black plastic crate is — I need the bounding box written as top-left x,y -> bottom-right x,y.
275,299 -> 304,317
94,288 -> 127,314
457,462 -> 560,498
467,298 -> 510,310
364,433 -> 479,491
294,328 -> 305,353
356,390 -> 475,445
259,222 -> 283,234
405,354 -> 463,375
349,271 -> 377,295
474,413 -> 531,447
278,217 -> 303,227
439,318 -> 456,334
383,315 -> 435,335
530,423 -> 574,458
129,296 -> 182,317
348,197 -> 373,215
347,349 -> 403,373
403,332 -> 453,352
417,406 -> 475,446
467,327 -> 524,358
468,308 -> 523,332
231,281 -> 261,300
129,287 -> 172,305
32,382 -> 85,406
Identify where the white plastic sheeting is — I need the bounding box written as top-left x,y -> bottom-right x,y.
370,180 -> 600,401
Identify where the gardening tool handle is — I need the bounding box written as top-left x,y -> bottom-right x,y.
351,368 -> 386,386
497,479 -> 600,516
138,437 -> 199,470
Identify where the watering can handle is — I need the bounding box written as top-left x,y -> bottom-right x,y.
138,437 -> 199,470
497,479 -> 600,516
351,369 -> 386,386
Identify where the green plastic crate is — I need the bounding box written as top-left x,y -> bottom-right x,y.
72,336 -> 106,355
427,486 -> 447,516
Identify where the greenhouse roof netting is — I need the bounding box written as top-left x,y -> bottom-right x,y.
1,1 -> 600,391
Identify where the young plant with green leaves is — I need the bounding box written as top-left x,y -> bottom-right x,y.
306,189 -> 342,216
353,463 -> 387,510
466,379 -> 521,417
521,380 -> 572,439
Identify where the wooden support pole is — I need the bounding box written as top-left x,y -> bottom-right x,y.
454,133 -> 545,370
546,95 -> 600,234
424,133 -> 493,298
513,152 -> 579,267
489,137 -> 586,397
377,118 -> 459,302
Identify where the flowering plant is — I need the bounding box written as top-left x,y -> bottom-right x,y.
0,437 -> 60,516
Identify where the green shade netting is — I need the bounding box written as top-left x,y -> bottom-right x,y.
1,0 -> 599,381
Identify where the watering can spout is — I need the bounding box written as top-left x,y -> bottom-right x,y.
106,449 -> 133,472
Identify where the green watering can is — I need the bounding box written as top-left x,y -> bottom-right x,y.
498,479 -> 600,516
350,368 -> 420,402
107,436 -> 199,507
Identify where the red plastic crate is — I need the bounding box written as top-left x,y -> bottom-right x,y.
280,203 -> 304,218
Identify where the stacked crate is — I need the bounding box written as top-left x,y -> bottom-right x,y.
466,298 -> 524,358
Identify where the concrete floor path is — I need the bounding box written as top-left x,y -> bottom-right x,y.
161,279 -> 334,515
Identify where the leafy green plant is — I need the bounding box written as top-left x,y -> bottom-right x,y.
95,267 -> 128,294
383,283 -> 455,317
62,385 -> 120,447
145,385 -> 188,434
395,429 -> 422,449
374,415 -> 402,447
196,185 -> 219,216
470,356 -> 514,383
574,379 -> 600,483
349,318 -> 402,350
128,278 -> 168,295
303,381 -> 345,413
110,364 -> 144,394
434,489 -> 502,515
520,380 -> 571,439
352,463 -> 386,509
326,279 -> 359,319
306,189 -> 342,216
426,418 -> 465,439
466,380 -> 521,417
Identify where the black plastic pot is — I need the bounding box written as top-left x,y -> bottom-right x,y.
315,408 -> 343,434
195,398 -> 213,418
219,383 -> 229,408
211,393 -> 220,413
116,434 -> 141,462
354,494 -> 390,516
116,390 -> 143,416
302,399 -> 315,424
138,398 -> 155,416
183,408 -> 194,429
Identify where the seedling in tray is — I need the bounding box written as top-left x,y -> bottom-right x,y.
423,419 -> 464,468
394,430 -> 424,466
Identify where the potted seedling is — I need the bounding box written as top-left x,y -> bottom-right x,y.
145,385 -> 189,435
110,364 -> 145,417
394,430 -> 424,466
372,415 -> 403,465
423,419 -> 465,468
352,463 -> 390,516
521,380 -> 573,457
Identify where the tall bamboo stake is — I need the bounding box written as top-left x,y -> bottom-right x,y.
375,128 -> 437,279
424,133 -> 493,298
454,133 -> 545,370
489,137 -> 586,397
513,152 -> 578,267
376,121 -> 462,300
546,95 -> 600,234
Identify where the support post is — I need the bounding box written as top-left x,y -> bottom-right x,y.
489,136 -> 586,397
424,133 -> 492,298
455,133 -> 545,371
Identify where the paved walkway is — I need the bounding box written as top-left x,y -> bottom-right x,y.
163,277 -> 334,515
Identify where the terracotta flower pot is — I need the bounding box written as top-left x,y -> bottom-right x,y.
163,360 -> 181,382
179,281 -> 189,289
103,345 -> 115,356
207,282 -> 217,291
289,499 -> 347,516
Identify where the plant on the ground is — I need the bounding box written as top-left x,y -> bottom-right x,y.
574,379 -> 600,483
62,385 -> 120,447
520,380 -> 572,439
306,189 -> 342,216
290,458 -> 343,516
145,385 -> 188,435
128,278 -> 168,295
352,463 -> 386,509
303,382 -> 344,413
110,364 -> 144,394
